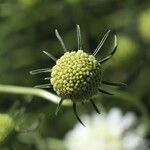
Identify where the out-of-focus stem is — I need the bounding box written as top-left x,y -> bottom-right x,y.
113,90 -> 149,132
0,84 -> 149,130
0,84 -> 71,106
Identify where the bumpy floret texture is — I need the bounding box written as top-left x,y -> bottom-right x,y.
0,114 -> 15,143
51,50 -> 102,102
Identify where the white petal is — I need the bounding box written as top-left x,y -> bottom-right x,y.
123,132 -> 146,150
121,112 -> 137,131
107,108 -> 123,136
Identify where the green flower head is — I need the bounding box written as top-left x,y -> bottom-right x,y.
30,25 -> 126,126
51,50 -> 102,102
0,114 -> 15,144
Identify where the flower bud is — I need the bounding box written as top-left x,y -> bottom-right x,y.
51,50 -> 102,102
0,114 -> 15,144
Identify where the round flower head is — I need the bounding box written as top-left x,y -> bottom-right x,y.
30,25 -> 126,126
0,114 -> 15,144
51,50 -> 102,102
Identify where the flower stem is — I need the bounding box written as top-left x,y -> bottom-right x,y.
0,84 -> 71,106
113,90 -> 149,132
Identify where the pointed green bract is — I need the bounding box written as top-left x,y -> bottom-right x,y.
100,35 -> 117,64
90,99 -> 100,114
55,29 -> 67,52
44,77 -> 51,80
99,88 -> 113,95
30,68 -> 51,75
77,24 -> 82,50
43,51 -> 57,61
35,84 -> 51,89
93,30 -> 111,56
73,103 -> 85,127
102,81 -> 127,87
55,99 -> 63,116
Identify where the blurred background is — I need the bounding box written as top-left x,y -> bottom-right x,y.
0,0 -> 150,149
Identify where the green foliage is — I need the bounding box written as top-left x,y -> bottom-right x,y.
0,0 -> 149,149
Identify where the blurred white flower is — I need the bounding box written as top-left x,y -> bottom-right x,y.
64,108 -> 147,150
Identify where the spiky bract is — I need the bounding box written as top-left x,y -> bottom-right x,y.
51,50 -> 102,102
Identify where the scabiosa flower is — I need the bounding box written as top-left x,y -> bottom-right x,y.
30,25 -> 126,126
0,114 -> 15,144
64,108 -> 147,150
51,50 -> 102,102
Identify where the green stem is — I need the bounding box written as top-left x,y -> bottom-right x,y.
0,84 -> 71,106
0,84 -> 149,130
113,90 -> 149,132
